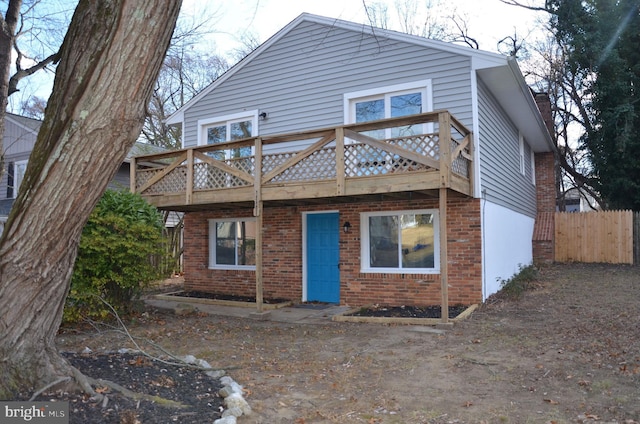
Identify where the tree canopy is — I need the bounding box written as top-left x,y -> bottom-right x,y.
548,0 -> 640,209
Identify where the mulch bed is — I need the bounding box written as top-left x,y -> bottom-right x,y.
348,304 -> 468,318
170,290 -> 289,304
35,352 -> 224,424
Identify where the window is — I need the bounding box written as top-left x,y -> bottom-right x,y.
344,82 -> 433,175
344,80 -> 432,138
209,219 -> 256,269
198,111 -> 258,159
361,210 -> 439,273
6,160 -> 28,198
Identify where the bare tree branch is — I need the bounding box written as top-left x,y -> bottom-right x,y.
499,0 -> 550,13
8,50 -> 59,95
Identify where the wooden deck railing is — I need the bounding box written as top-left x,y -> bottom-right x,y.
132,111 -> 473,209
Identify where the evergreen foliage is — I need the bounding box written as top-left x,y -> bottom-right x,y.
64,190 -> 166,323
548,0 -> 640,209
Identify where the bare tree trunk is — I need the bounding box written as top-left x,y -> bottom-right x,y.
0,0 -> 181,399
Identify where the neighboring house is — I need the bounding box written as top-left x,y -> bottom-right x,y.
0,113 -> 41,222
0,113 -> 168,232
132,14 -> 555,314
558,187 -> 599,212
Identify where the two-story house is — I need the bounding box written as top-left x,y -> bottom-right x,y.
131,13 -> 555,319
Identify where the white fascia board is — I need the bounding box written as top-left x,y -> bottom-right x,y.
306,13 -> 509,66
165,109 -> 184,126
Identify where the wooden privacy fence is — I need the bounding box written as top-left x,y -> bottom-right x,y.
555,210 -> 635,264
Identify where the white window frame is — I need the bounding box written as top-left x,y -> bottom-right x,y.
197,110 -> 259,156
12,160 -> 28,199
360,209 -> 440,274
208,218 -> 257,270
343,80 -> 433,125
518,134 -> 526,175
530,150 -> 536,185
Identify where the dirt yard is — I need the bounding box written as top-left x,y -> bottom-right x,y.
56,263 -> 640,423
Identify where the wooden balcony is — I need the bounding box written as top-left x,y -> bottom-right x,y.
131,111 -> 474,211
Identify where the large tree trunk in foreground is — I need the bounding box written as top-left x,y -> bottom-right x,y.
0,0 -> 181,399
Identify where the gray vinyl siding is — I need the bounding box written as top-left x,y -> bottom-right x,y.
183,20 -> 474,147
477,79 -> 536,217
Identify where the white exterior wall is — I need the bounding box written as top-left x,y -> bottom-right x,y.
481,200 -> 534,299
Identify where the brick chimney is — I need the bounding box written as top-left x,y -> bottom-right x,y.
532,92 -> 556,265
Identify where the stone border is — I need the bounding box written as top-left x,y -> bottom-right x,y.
153,291 -> 293,310
332,304 -> 478,325
112,349 -> 250,424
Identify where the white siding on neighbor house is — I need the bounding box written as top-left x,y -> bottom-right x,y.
183,20 -> 475,148
477,79 -> 536,217
0,116 -> 39,205
481,200 -> 534,299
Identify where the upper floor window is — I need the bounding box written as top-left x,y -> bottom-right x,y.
344,80 -> 432,138
198,111 -> 258,160
360,209 -> 439,274
6,160 -> 28,199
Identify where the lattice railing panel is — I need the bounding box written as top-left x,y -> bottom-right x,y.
344,134 -> 437,177
139,166 -> 188,194
194,157 -> 254,190
388,134 -> 439,159
135,169 -> 157,190
451,139 -> 471,178
345,145 -> 430,177
263,147 -> 337,183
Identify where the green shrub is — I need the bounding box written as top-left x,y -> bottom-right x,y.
64,190 -> 166,324
497,264 -> 539,299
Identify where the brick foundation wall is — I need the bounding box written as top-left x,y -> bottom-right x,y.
183,196 -> 483,307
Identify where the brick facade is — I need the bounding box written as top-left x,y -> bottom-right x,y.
183,196 -> 483,307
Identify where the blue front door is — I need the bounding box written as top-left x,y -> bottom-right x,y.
306,213 -> 340,303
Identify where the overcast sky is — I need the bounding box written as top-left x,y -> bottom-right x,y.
10,0 -> 549,113
183,0 -> 548,57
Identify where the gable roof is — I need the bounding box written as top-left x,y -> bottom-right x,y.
167,13 -> 553,151
125,141 -> 167,162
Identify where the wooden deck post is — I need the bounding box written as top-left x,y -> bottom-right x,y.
186,149 -> 194,205
255,204 -> 264,313
438,112 -> 452,189
335,128 -> 345,196
254,138 -> 264,313
439,187 -> 449,324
